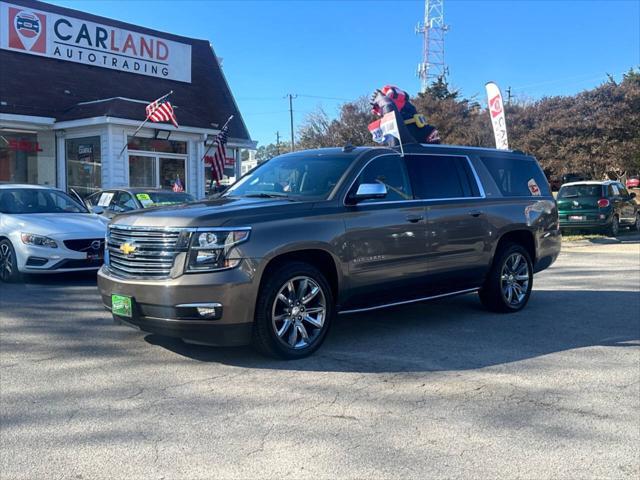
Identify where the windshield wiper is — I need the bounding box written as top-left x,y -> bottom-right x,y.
243,193 -> 291,199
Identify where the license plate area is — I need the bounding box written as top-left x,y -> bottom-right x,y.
112,294 -> 133,317
568,215 -> 586,221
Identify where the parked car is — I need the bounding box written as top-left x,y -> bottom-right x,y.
626,175 -> 640,189
85,188 -> 195,218
0,185 -> 108,282
557,181 -> 639,236
98,144 -> 561,359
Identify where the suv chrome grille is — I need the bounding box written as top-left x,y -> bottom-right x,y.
106,225 -> 189,279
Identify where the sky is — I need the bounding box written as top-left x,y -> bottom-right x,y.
51,0 -> 640,147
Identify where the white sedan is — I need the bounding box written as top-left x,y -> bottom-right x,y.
0,184 -> 108,282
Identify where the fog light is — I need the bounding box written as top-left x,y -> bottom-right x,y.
197,307 -> 218,318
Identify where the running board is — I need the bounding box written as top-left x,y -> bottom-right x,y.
338,288 -> 479,315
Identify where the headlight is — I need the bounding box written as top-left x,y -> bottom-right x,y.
21,233 -> 58,249
186,228 -> 250,272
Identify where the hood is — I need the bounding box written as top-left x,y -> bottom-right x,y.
7,213 -> 107,237
111,196 -> 315,228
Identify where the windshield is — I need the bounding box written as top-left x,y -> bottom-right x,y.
558,184 -> 603,198
225,153 -> 353,200
135,191 -> 194,208
0,188 -> 88,214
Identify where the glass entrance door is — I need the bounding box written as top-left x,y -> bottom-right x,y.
129,155 -> 157,187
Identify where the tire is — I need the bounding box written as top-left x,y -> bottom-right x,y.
252,262 -> 334,359
479,243 -> 533,313
634,213 -> 640,232
0,239 -> 21,283
606,215 -> 619,237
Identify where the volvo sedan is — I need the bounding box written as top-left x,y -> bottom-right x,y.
0,184 -> 108,282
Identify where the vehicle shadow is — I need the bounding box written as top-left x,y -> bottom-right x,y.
20,271 -> 98,286
145,289 -> 640,373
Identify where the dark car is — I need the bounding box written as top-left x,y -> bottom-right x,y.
85,188 -> 194,219
557,181 -> 639,236
98,144 -> 561,359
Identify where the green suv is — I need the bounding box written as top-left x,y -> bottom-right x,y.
557,181 -> 639,236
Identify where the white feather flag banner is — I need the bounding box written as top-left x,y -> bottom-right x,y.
485,82 -> 509,150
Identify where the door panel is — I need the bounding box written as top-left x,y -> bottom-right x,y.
343,203 -> 428,308
426,201 -> 489,292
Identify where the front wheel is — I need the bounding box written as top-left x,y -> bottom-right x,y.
0,239 -> 21,283
479,243 -> 533,313
252,262 -> 334,359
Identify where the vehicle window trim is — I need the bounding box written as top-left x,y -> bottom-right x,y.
342,152 -> 486,206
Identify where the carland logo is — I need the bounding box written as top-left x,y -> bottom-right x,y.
9,7 -> 47,53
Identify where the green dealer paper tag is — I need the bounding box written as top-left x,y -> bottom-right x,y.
112,294 -> 132,317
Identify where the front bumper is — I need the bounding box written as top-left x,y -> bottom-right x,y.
15,242 -> 103,273
97,261 -> 259,346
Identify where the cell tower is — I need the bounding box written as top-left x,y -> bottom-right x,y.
416,0 -> 449,93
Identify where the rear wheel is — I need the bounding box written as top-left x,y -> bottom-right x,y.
479,243 -> 533,313
0,239 -> 21,283
634,213 -> 640,232
606,215 -> 619,237
252,262 -> 334,359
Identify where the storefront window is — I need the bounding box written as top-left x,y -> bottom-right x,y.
129,155 -> 157,188
129,155 -> 186,190
66,136 -> 101,197
160,158 -> 186,190
0,131 -> 56,186
127,136 -> 186,154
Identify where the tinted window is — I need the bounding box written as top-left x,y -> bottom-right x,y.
616,184 -> 629,197
0,188 -> 87,214
351,156 -> 412,202
558,184 -> 603,198
480,156 -> 550,197
405,155 -> 477,199
226,153 -> 352,200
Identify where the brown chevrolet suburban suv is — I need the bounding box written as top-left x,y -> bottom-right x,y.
98,144 -> 561,359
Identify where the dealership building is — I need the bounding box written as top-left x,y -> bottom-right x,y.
0,0 -> 255,198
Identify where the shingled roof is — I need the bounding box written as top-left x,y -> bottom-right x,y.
0,0 -> 251,141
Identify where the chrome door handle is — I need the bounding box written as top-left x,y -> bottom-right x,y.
406,214 -> 424,223
469,210 -> 483,217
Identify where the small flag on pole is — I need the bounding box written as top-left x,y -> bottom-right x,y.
172,175 -> 184,192
209,123 -> 229,185
146,98 -> 179,128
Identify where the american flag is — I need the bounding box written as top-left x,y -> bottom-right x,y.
146,98 -> 178,128
209,124 -> 229,184
172,175 -> 184,192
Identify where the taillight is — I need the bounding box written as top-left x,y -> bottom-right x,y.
597,199 -> 610,208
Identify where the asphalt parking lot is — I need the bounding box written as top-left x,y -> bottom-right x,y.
1,239 -> 639,479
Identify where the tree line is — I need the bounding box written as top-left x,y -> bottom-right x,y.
256,68 -> 639,181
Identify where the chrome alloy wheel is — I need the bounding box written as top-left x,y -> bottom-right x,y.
271,276 -> 327,349
0,242 -> 14,282
500,253 -> 530,307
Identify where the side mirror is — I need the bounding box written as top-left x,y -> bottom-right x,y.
349,183 -> 388,204
91,206 -> 104,215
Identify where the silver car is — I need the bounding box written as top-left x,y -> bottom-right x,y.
0,184 -> 108,282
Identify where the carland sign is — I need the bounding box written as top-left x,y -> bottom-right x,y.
0,1 -> 192,83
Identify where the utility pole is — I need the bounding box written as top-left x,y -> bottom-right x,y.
275,131 -> 281,155
286,93 -> 297,151
506,86 -> 512,105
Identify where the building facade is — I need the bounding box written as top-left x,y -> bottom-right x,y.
0,0 -> 255,198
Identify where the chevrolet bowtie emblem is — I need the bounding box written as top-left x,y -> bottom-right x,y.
119,243 -> 137,255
